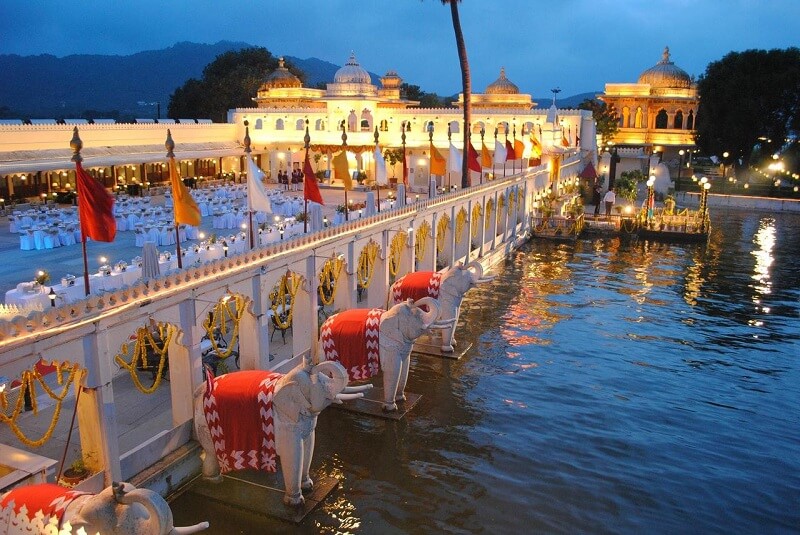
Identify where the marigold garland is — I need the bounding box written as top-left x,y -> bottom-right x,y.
270,272 -> 302,330
0,361 -> 83,447
388,233 -> 407,277
471,204 -> 483,238
497,194 -> 506,226
318,256 -> 344,305
436,215 -> 450,254
414,221 -> 431,263
485,198 -> 495,230
203,294 -> 247,362
115,323 -> 175,395
455,208 -> 467,244
357,240 -> 380,289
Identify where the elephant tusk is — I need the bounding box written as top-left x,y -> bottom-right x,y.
477,276 -> 495,283
336,393 -> 364,402
170,522 -> 210,534
343,384 -> 373,394
430,318 -> 456,329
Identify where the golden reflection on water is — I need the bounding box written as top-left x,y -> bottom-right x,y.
751,217 -> 775,296
317,456 -> 361,534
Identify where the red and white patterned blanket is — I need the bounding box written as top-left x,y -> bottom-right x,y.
320,308 -> 383,382
203,370 -> 282,474
1,483 -> 89,530
390,271 -> 442,304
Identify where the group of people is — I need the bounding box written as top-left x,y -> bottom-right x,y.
592,183 -> 617,216
277,167 -> 304,192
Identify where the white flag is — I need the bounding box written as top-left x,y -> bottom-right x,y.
247,156 -> 272,213
374,146 -> 388,186
448,142 -> 462,173
493,140 -> 507,166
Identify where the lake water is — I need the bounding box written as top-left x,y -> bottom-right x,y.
171,208 -> 800,534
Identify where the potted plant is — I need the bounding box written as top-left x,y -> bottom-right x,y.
60,453 -> 95,486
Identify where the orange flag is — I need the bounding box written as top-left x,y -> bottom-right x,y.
76,161 -> 116,242
481,142 -> 492,168
430,141 -> 447,176
514,139 -> 525,160
169,157 -> 201,226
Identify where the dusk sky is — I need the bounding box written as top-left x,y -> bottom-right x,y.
1,0 -> 798,97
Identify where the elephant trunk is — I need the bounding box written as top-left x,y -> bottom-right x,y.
414,297 -> 441,327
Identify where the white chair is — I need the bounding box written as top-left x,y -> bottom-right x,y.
43,230 -> 61,249
33,229 -> 46,250
19,231 -> 35,251
134,229 -> 147,247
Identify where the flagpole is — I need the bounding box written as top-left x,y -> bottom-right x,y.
69,128 -> 92,296
401,122 -> 407,194
374,126 -> 381,213
447,125 -> 452,191
503,129 -> 508,177
243,125 -> 255,249
303,121 -> 311,234
341,123 -> 349,221
165,131 -> 183,269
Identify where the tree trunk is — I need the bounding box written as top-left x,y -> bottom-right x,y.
449,1 -> 471,189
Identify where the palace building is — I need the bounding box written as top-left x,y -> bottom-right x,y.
598,47 -> 698,186
0,52 -> 595,201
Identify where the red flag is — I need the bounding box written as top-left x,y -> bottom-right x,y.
467,142 -> 481,173
303,152 -> 324,205
76,161 -> 116,242
505,139 -> 516,160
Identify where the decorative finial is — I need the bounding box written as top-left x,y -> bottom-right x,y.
374,125 -> 380,145
447,124 -> 452,142
550,87 -> 561,107
278,56 -> 285,68
494,126 -> 498,139
499,67 -> 506,79
243,126 -> 251,154
401,122 -> 407,146
480,126 -> 485,141
304,120 -> 311,149
70,126 -> 83,163
341,121 -> 348,147
662,46 -> 671,64
165,129 -> 175,158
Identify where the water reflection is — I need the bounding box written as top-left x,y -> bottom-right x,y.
751,217 -> 775,295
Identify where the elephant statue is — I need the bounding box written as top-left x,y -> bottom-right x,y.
389,261 -> 494,352
0,481 -> 208,534
318,297 -> 455,412
193,359 -> 366,507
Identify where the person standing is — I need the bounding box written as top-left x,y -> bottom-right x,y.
592,183 -> 602,215
603,187 -> 616,216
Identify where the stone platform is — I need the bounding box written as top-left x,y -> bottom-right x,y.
330,386 -> 421,420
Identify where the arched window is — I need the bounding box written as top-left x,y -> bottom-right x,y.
275,118 -> 284,130
254,119 -> 263,130
360,109 -> 373,131
673,111 -> 683,129
449,120 -> 460,133
295,119 -> 305,130
315,118 -> 325,131
686,110 -> 694,130
472,121 -> 484,134
634,107 -> 643,128
655,109 -> 668,129
498,122 -> 509,135
379,119 -> 388,132
621,106 -> 630,128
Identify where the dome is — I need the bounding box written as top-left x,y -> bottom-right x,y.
261,57 -> 302,89
637,47 -> 691,89
486,67 -> 519,94
334,53 -> 372,84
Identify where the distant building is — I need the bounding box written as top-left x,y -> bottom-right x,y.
599,47 -> 698,187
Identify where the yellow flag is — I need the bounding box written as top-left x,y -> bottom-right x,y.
481,142 -> 492,168
169,157 -> 201,226
430,142 -> 446,175
333,150 -> 352,190
530,132 -> 542,157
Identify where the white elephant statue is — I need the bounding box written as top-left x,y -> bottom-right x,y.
0,481 -> 208,534
318,297 -> 455,412
389,261 -> 494,352
193,359 -> 366,507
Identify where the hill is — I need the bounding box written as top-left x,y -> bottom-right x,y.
0,42 -> 370,120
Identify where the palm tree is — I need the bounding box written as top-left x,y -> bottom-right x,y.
441,0 -> 471,188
